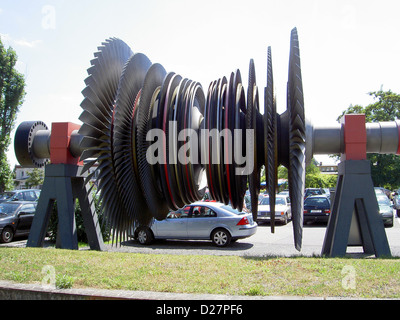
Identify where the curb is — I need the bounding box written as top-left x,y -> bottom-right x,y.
0,280 -> 328,300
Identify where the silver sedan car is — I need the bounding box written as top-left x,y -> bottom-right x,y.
134,201 -> 257,247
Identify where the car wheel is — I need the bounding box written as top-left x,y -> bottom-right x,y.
136,227 -> 153,245
0,227 -> 14,243
211,229 -> 231,247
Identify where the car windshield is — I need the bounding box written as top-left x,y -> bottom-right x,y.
221,205 -> 244,215
0,203 -> 19,216
0,192 -> 14,201
259,197 -> 286,206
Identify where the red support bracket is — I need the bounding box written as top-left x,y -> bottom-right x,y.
49,122 -> 83,166
341,114 -> 367,161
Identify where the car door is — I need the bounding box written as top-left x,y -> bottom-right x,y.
16,203 -> 36,234
187,205 -> 217,238
154,208 -> 189,238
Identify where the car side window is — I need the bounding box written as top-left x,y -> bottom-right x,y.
167,208 -> 189,219
14,192 -> 24,201
204,208 -> 217,217
191,206 -> 216,218
24,191 -> 37,201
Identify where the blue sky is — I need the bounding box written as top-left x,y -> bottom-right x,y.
1,0 -> 400,167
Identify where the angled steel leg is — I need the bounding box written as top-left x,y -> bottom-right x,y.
27,164 -> 105,251
72,176 -> 105,251
322,160 -> 391,257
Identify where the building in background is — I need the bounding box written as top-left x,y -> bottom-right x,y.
13,162 -> 99,190
13,166 -> 43,190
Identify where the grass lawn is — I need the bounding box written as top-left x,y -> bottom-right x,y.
0,247 -> 399,298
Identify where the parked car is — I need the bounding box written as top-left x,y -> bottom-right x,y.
376,194 -> 394,227
303,195 -> 331,224
257,195 -> 292,225
0,201 -> 37,243
133,202 -> 257,247
0,189 -> 41,203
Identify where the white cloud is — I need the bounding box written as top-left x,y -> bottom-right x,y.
0,8 -> 3,14
13,38 -> 42,48
0,33 -> 42,48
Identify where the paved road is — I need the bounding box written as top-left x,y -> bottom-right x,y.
3,215 -> 400,257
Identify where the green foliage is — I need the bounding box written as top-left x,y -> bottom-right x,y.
338,90 -> 400,190
306,172 -> 337,189
305,159 -> 337,189
0,37 -> 26,192
0,153 -> 13,191
277,161 -> 337,190
25,168 -> 44,189
47,190 -> 111,244
277,165 -> 288,180
338,90 -> 400,123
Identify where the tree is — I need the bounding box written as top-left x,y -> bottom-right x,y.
25,168 -> 44,189
338,90 -> 400,190
0,153 -> 13,191
305,159 -> 337,189
0,37 -> 26,192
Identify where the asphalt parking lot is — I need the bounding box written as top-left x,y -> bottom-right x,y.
108,215 -> 400,257
2,215 -> 400,257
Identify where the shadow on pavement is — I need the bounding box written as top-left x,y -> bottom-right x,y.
119,239 -> 254,252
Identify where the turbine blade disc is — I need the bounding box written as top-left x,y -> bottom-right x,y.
287,28 -> 306,251
265,46 -> 278,234
246,59 -> 261,221
136,63 -> 170,220
113,53 -> 153,226
78,38 -> 133,244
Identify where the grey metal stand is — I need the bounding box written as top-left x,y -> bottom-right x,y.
321,160 -> 391,257
27,164 -> 105,251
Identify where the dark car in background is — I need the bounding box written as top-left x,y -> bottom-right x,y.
0,201 -> 37,243
0,189 -> 41,203
303,195 -> 331,224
